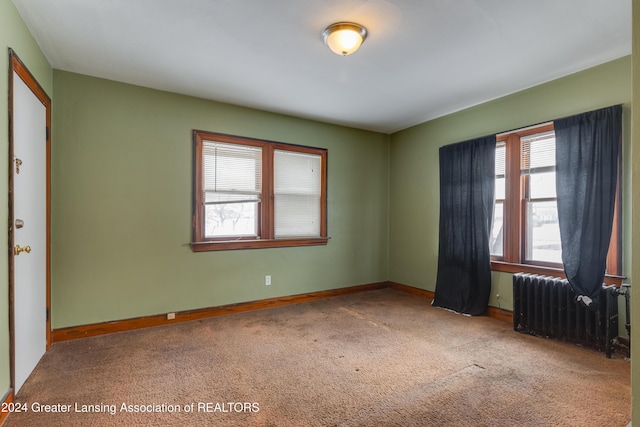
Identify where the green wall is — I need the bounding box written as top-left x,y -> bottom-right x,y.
0,0 -> 52,403
51,71 -> 390,328
388,56 -> 632,317
631,0 -> 639,423
3,1 -> 638,422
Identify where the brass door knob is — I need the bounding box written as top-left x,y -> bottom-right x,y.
14,245 -> 31,255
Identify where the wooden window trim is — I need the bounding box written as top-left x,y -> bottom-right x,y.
191,237 -> 329,252
491,261 -> 624,287
192,130 -> 328,251
491,122 -> 623,280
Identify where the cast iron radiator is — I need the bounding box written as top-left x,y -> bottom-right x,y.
512,273 -> 619,358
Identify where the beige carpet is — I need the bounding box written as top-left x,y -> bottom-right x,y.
5,289 -> 630,426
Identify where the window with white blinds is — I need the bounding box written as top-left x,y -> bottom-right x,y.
192,130 -> 328,251
274,150 -> 322,238
491,121 -> 621,279
203,141 -> 262,238
520,131 -> 561,264
490,143 -> 505,256
493,124 -> 564,266
521,131 -> 556,172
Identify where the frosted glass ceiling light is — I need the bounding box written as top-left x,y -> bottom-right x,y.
322,22 -> 368,56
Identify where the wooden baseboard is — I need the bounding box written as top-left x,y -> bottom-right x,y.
389,281 -> 513,324
485,306 -> 513,324
0,390 -> 13,426
52,281 -> 514,343
388,281 -> 435,300
52,282 -> 388,342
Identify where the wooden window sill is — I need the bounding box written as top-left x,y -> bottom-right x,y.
490,261 -> 625,287
191,237 -> 329,252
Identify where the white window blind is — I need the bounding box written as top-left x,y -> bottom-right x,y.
521,131 -> 557,199
274,150 -> 321,238
203,141 -> 262,195
495,142 -> 506,200
202,141 -> 262,237
496,143 -> 506,176
521,131 -> 555,171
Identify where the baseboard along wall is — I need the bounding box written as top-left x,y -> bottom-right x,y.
388,282 -> 513,323
0,390 -> 13,426
51,281 -> 513,343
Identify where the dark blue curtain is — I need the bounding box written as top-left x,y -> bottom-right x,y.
555,105 -> 622,309
433,136 -> 495,315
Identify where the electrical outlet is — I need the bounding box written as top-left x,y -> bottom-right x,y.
265,275 -> 271,286
167,312 -> 176,320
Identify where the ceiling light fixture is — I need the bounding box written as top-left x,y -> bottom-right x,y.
322,22 -> 368,56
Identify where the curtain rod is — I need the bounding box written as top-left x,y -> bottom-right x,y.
440,104 -> 623,149
495,103 -> 623,139
496,121 -> 552,138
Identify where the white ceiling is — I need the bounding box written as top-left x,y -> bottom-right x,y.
11,0 -> 631,134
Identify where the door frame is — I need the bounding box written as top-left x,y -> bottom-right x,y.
7,48 -> 51,392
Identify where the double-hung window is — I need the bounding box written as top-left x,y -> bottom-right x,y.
490,123 -> 622,281
202,141 -> 262,239
192,131 -> 328,251
521,130 -> 560,265
490,142 -> 506,257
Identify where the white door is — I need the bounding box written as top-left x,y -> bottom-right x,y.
12,68 -> 48,394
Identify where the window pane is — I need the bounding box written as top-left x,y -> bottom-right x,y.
529,171 -> 556,199
205,202 -> 258,238
274,194 -> 320,237
202,140 -> 262,239
495,144 -> 505,176
203,141 -> 261,194
495,177 -> 505,200
521,131 -> 555,170
274,150 -> 321,237
526,201 -> 562,263
205,192 -> 260,203
492,143 -> 505,257
490,201 -> 503,257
